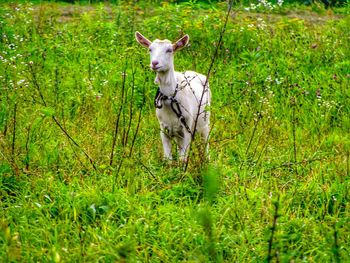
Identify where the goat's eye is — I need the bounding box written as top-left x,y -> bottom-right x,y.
166,48 -> 173,53
149,48 -> 152,52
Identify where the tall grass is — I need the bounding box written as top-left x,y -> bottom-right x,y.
1,1 -> 350,261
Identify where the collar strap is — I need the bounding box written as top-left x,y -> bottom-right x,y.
154,84 -> 179,109
154,85 -> 192,134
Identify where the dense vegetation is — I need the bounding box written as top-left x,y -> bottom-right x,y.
1,1 -> 350,261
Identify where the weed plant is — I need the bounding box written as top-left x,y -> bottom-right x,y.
1,1 -> 350,261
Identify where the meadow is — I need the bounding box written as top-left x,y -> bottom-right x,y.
1,0 -> 350,261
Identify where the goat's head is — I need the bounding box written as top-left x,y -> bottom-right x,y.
135,31 -> 189,73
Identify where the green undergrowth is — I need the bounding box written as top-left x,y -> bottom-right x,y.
1,1 -> 350,261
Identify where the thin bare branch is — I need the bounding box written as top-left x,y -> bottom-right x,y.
185,0 -> 235,170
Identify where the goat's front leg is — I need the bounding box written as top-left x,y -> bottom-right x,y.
160,131 -> 172,160
175,132 -> 191,163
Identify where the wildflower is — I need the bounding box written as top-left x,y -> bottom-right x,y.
17,79 -> 26,86
95,93 -> 102,100
8,43 -> 16,50
316,88 -> 321,99
275,77 -> 283,85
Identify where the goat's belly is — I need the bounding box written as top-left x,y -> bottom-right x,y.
156,109 -> 185,138
163,125 -> 184,138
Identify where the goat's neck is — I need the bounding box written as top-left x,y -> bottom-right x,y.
155,68 -> 177,96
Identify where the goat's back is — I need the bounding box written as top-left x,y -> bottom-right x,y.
173,71 -> 210,132
175,71 -> 210,106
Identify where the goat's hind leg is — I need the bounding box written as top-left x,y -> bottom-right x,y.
200,126 -> 210,159
175,132 -> 191,163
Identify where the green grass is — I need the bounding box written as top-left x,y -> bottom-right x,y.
1,1 -> 350,261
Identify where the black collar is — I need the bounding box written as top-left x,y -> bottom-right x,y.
154,84 -> 179,109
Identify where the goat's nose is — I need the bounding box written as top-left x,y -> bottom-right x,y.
151,60 -> 159,67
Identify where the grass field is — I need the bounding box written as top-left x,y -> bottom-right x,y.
1,0 -> 350,261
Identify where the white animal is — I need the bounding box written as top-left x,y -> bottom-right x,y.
135,31 -> 210,162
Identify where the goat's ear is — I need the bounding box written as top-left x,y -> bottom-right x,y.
135,31 -> 152,48
173,34 -> 189,52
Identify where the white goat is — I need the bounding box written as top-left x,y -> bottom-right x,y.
135,32 -> 210,161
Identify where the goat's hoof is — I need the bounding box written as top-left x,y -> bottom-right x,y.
179,157 -> 188,165
161,157 -> 173,166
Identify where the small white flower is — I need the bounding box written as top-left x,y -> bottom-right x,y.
17,79 -> 26,86
8,43 -> 16,50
